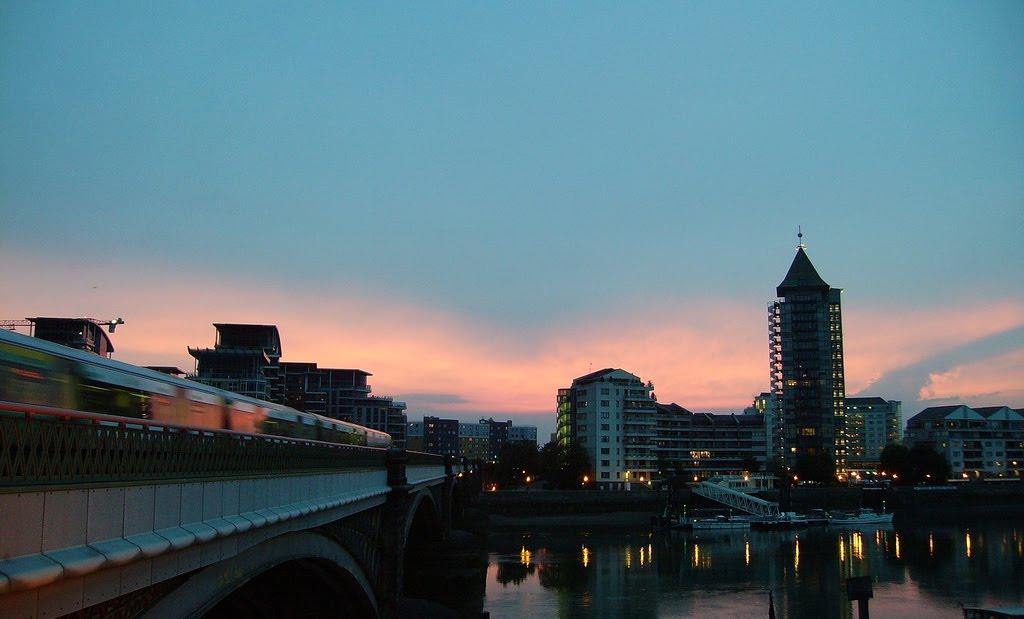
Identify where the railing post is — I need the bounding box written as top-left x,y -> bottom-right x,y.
378,447 -> 411,619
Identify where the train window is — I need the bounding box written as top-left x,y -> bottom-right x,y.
78,381 -> 150,419
0,345 -> 77,408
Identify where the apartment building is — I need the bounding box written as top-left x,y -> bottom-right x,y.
557,368 -> 658,490
845,397 -> 901,473
905,405 -> 1024,479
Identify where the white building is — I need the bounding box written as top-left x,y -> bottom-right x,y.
747,392 -> 783,465
557,368 -> 658,490
845,397 -> 902,471
904,405 -> 1024,479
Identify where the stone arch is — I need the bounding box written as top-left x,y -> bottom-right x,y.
141,531 -> 377,619
401,489 -> 447,600
448,476 -> 467,525
403,488 -> 443,548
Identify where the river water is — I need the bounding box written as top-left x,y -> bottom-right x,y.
480,514 -> 1023,619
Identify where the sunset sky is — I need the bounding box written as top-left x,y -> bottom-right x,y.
2,3 -> 1022,440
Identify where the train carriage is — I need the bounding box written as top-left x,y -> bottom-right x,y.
224,398 -> 266,434
0,329 -> 391,448
0,337 -> 77,409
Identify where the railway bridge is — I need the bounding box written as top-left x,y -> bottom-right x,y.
0,405 -> 475,618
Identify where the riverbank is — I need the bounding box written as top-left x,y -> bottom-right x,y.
472,489 -> 661,530
488,510 -> 655,529
470,482 -> 1024,529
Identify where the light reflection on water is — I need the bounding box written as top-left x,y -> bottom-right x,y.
483,516 -> 1023,619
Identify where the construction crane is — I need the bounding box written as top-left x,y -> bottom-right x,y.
0,319 -> 32,331
97,318 -> 125,333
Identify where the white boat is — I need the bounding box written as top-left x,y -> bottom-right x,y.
827,508 -> 894,526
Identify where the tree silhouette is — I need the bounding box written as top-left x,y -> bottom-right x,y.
539,442 -> 592,489
881,443 -> 950,484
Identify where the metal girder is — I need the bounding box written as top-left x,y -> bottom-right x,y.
692,481 -> 781,517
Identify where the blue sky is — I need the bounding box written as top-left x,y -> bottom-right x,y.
2,2 -> 1022,439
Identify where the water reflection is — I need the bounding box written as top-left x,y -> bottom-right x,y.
484,516 -> 1023,618
794,534 -> 800,573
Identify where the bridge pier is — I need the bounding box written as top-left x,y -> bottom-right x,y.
376,446 -> 412,619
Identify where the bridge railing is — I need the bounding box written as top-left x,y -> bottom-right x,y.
0,402 -> 400,488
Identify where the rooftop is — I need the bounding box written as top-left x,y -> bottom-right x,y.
777,247 -> 831,295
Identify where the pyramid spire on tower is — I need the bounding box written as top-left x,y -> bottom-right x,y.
777,228 -> 830,295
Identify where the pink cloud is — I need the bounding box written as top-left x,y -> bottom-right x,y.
0,253 -> 768,417
3,249 -> 1021,434
843,301 -> 1024,396
918,349 -> 1024,404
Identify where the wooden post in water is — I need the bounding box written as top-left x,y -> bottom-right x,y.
846,575 -> 873,619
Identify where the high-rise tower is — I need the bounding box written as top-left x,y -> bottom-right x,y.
769,235 -> 846,479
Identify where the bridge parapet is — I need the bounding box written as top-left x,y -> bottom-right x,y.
0,403 -> 388,488
0,408 -> 452,618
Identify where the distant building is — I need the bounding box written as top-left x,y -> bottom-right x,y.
279,362 -> 407,447
189,324 -> 282,402
482,418 -> 537,457
406,421 -> 424,452
485,418 -> 512,460
351,397 -> 407,449
655,403 -> 769,480
845,397 -> 901,472
423,416 -> 459,457
747,392 -> 783,466
554,368 -> 774,489
904,405 -> 1024,479
510,425 -> 538,445
769,240 -> 847,475
27,317 -> 116,357
189,323 -> 407,445
557,368 -> 658,490
459,421 -> 491,461
409,417 -> 539,460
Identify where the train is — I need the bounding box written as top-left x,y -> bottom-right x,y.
0,328 -> 392,448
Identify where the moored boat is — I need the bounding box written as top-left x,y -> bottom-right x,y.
827,508 -> 894,526
751,512 -> 810,530
691,515 -> 751,530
